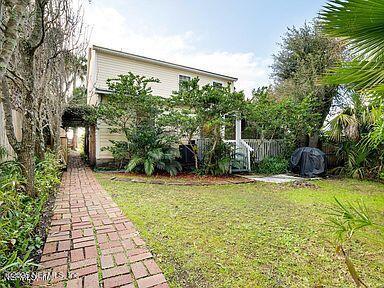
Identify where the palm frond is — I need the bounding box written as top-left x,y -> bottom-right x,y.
321,0 -> 384,59
321,0 -> 384,93
327,112 -> 358,142
147,148 -> 164,162
164,165 -> 178,176
323,59 -> 384,93
144,159 -> 155,176
126,156 -> 144,172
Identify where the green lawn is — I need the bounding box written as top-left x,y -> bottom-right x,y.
96,175 -> 384,288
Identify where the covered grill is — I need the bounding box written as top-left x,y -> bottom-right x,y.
290,147 -> 326,178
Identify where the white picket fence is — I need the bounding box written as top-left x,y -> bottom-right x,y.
196,138 -> 285,171
242,139 -> 285,163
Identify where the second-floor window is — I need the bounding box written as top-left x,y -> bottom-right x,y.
213,81 -> 223,88
179,75 -> 191,90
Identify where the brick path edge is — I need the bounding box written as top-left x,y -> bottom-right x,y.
33,153 -> 168,288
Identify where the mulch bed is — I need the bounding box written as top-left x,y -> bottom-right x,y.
32,174 -> 63,266
99,171 -> 254,186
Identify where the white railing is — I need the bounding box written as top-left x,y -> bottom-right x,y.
240,139 -> 254,171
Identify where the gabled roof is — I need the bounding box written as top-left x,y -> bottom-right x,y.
92,45 -> 238,82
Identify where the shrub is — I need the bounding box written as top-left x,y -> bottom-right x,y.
254,156 -> 288,175
96,73 -> 181,176
200,141 -> 234,176
169,77 -> 247,175
102,140 -> 131,169
331,141 -> 384,180
0,153 -> 62,287
126,125 -> 181,176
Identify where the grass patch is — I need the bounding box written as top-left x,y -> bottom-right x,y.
96,174 -> 384,288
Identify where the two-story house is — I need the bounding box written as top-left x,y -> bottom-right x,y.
86,45 -> 237,166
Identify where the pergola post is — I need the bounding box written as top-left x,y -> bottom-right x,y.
235,118 -> 242,146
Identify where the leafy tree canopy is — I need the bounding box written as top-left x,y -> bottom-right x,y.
167,78 -> 247,174
272,20 -> 344,147
96,73 -> 163,137
244,87 -> 314,152
95,73 -> 181,176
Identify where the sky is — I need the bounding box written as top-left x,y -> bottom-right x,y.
80,0 -> 328,97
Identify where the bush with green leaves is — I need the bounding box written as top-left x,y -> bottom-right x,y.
332,141 -> 384,180
253,156 -> 288,175
323,93 -> 384,180
96,73 -> 181,175
321,0 -> 384,180
244,87 -> 314,152
271,21 -> 344,147
101,140 -> 131,169
126,124 -> 182,176
0,153 -> 62,287
199,141 -> 233,176
168,77 -> 247,175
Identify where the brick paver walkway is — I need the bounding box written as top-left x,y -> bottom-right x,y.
33,153 -> 168,288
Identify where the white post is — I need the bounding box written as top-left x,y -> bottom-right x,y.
221,114 -> 226,139
235,118 -> 241,146
235,118 -> 242,169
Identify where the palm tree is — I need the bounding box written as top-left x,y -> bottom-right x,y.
321,0 -> 384,95
325,93 -> 379,179
321,0 -> 384,152
325,93 -> 371,142
321,5 -> 384,283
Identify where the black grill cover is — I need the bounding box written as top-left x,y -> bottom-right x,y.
290,147 -> 326,178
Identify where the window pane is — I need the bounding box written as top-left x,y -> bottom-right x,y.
179,75 -> 191,90
213,81 -> 223,88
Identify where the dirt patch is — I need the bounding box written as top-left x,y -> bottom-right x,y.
101,171 -> 253,186
290,180 -> 319,189
31,182 -> 59,265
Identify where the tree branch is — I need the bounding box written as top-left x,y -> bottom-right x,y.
29,0 -> 48,52
0,1 -> 28,80
6,67 -> 30,92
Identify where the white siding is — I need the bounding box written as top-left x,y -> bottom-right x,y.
88,47 -> 236,162
97,121 -> 126,160
87,49 -> 99,105
95,51 -> 234,98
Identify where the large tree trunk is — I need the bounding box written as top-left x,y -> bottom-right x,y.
308,87 -> 336,148
52,116 -> 61,153
17,0 -> 47,196
50,101 -> 62,153
308,132 -> 319,148
1,79 -> 36,193
0,1 -> 28,80
1,78 -> 20,152
35,123 -> 45,159
20,86 -> 37,196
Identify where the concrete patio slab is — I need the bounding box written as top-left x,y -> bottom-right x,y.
240,174 -> 320,183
